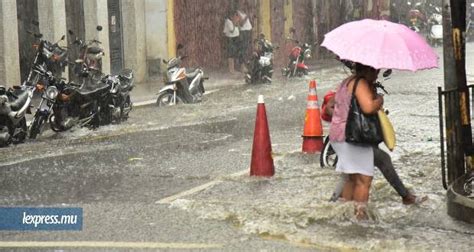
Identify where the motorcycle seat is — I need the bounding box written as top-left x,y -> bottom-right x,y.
77,79 -> 109,96
87,47 -> 104,54
119,69 -> 133,80
185,68 -> 200,79
9,90 -> 29,111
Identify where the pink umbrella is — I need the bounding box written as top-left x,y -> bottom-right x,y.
321,19 -> 438,71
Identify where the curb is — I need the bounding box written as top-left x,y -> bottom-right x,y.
133,99 -> 156,108
132,89 -> 221,109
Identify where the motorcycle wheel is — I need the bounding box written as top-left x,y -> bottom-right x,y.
120,96 -> 132,121
29,113 -> 48,139
319,136 -> 338,168
199,80 -> 205,94
245,74 -> 252,84
295,69 -> 308,77
13,118 -> 27,144
263,75 -> 272,84
156,92 -> 184,107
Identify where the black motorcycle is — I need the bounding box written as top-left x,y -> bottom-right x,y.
28,66 -> 109,138
244,38 -> 275,84
69,28 -> 134,124
24,31 -> 68,87
98,69 -> 134,125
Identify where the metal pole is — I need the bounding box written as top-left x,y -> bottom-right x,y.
438,86 -> 448,189
442,0 -> 466,184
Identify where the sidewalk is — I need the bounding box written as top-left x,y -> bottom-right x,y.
131,71 -> 247,105
131,57 -> 342,106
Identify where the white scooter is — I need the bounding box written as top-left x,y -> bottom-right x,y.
156,51 -> 207,107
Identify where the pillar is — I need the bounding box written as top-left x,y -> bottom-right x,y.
167,0 -> 176,59
121,0 -> 147,83
259,0 -> 272,39
145,0 -> 168,77
83,0 -> 111,74
0,0 -> 21,87
37,0 -> 68,45
37,0 -> 68,78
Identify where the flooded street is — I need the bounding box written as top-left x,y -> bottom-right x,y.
1,44 -> 473,250
165,45 -> 474,250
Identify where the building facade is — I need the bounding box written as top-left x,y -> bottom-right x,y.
0,0 -> 388,87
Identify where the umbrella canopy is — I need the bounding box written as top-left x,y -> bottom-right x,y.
321,19 -> 438,71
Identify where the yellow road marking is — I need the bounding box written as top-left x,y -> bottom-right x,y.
0,241 -> 222,249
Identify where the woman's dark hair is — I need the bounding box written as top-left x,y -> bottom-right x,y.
354,63 -> 376,76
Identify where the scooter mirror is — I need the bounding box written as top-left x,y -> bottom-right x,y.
68,30 -> 74,35
176,43 -> 184,50
96,25 -> 103,31
383,69 -> 392,78
61,35 -> 66,40
162,59 -> 168,64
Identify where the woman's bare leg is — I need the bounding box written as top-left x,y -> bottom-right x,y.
352,174 -> 372,202
341,178 -> 354,201
351,174 -> 372,220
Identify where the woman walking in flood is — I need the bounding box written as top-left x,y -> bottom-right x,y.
329,63 -> 383,220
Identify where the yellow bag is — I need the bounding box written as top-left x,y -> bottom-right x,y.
378,109 -> 396,151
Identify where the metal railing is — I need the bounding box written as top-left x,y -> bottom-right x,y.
438,84 -> 474,190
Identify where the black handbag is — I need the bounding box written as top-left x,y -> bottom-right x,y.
345,77 -> 383,145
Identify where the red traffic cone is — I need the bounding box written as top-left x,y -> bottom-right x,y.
250,95 -> 275,177
302,80 -> 324,153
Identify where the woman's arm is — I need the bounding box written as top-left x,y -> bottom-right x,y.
352,79 -> 383,114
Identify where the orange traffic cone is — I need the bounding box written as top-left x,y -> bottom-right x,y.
250,95 -> 275,177
302,80 -> 324,153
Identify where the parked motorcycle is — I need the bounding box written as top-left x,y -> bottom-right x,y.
156,46 -> 206,106
24,31 -> 68,86
426,6 -> 443,47
281,42 -> 312,77
28,65 -> 109,138
68,27 -> 134,124
98,69 -> 134,124
0,85 -> 34,146
68,27 -> 105,82
244,36 -> 275,84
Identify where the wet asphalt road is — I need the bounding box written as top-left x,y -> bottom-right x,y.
1,44 -> 473,250
0,66 -> 341,250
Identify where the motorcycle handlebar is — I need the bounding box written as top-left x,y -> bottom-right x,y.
374,82 -> 389,94
69,82 -> 81,88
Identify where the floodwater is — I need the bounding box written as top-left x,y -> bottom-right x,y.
167,46 -> 474,250
2,42 -> 473,251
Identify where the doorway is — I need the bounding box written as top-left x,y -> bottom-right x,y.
108,0 -> 124,75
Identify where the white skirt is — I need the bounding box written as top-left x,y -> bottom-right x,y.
330,141 -> 374,177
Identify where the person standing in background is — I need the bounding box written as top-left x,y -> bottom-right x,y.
237,9 -> 252,73
223,10 -> 240,75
